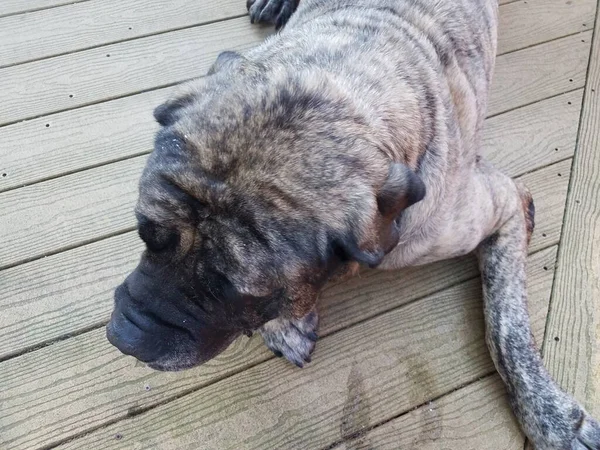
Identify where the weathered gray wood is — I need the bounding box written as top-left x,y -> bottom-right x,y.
0,0 -> 592,67
497,0 -> 594,55
0,0 -> 244,68
489,31 -> 591,116
541,12 -> 600,418
0,16 -> 589,126
0,17 -> 271,126
0,82 -> 581,194
0,0 -> 87,17
335,376 -> 524,450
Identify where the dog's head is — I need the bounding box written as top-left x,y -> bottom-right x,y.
106,52 -> 425,371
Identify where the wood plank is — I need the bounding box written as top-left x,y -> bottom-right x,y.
0,161 -> 567,449
48,247 -> 556,450
0,138 -> 573,360
541,13 -> 600,418
0,87 -> 164,192
334,376 -> 523,450
0,0 -> 244,68
0,0 -> 590,69
0,155 -> 144,269
0,232 -> 141,360
0,0 -> 88,17
482,89 -> 582,177
0,17 -> 271,126
0,80 -> 582,194
489,31 -> 591,116
497,0 -> 594,55
0,16 -> 590,127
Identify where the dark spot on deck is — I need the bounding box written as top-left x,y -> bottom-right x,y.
341,366 -> 372,449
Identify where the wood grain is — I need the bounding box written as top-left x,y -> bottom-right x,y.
482,89 -> 582,177
0,233 -> 142,359
334,376 -> 523,450
0,145 -> 573,360
0,161 -> 568,449
489,31 -> 591,116
0,0 -> 244,68
497,0 -> 595,55
0,13 -> 589,126
0,86 -> 164,192
541,13 -> 600,418
49,247 -> 556,450
0,155 -> 145,269
0,0 -> 88,17
0,17 -> 271,126
0,0 -> 590,68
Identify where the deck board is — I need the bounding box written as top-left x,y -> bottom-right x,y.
0,9 -> 589,127
0,0 -> 90,17
0,161 -> 569,449
489,31 -> 591,116
497,0 -> 594,55
0,0 -> 244,68
0,0 -> 592,68
0,17 -> 270,127
52,248 -> 556,450
0,84 -> 583,195
335,376 -> 523,450
541,10 -> 600,417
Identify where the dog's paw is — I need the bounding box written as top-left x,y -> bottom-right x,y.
568,411 -> 600,450
246,0 -> 296,29
259,310 -> 318,368
531,406 -> 600,450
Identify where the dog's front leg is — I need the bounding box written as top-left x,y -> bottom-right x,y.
259,307 -> 318,368
478,189 -> 600,449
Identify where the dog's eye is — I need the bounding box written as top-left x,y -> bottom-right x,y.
137,217 -> 179,252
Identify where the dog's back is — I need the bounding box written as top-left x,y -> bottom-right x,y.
243,0 -> 498,264
248,0 -> 497,163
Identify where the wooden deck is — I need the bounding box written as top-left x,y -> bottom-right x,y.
0,1 -> 599,448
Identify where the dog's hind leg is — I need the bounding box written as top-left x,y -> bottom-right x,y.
474,166 -> 600,449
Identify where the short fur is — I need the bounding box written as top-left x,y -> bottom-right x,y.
106,0 -> 600,448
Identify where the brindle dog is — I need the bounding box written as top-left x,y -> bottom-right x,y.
106,0 -> 600,448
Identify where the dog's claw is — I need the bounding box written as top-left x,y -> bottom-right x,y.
259,309 -> 318,368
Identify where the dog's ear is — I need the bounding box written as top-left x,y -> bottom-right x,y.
153,51 -> 247,127
336,163 -> 426,268
153,94 -> 195,127
207,50 -> 245,75
377,163 -> 426,217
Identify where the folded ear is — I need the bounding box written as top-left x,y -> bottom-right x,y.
153,51 -> 246,127
377,163 -> 426,217
337,163 -> 426,268
153,94 -> 195,126
207,50 -> 244,75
